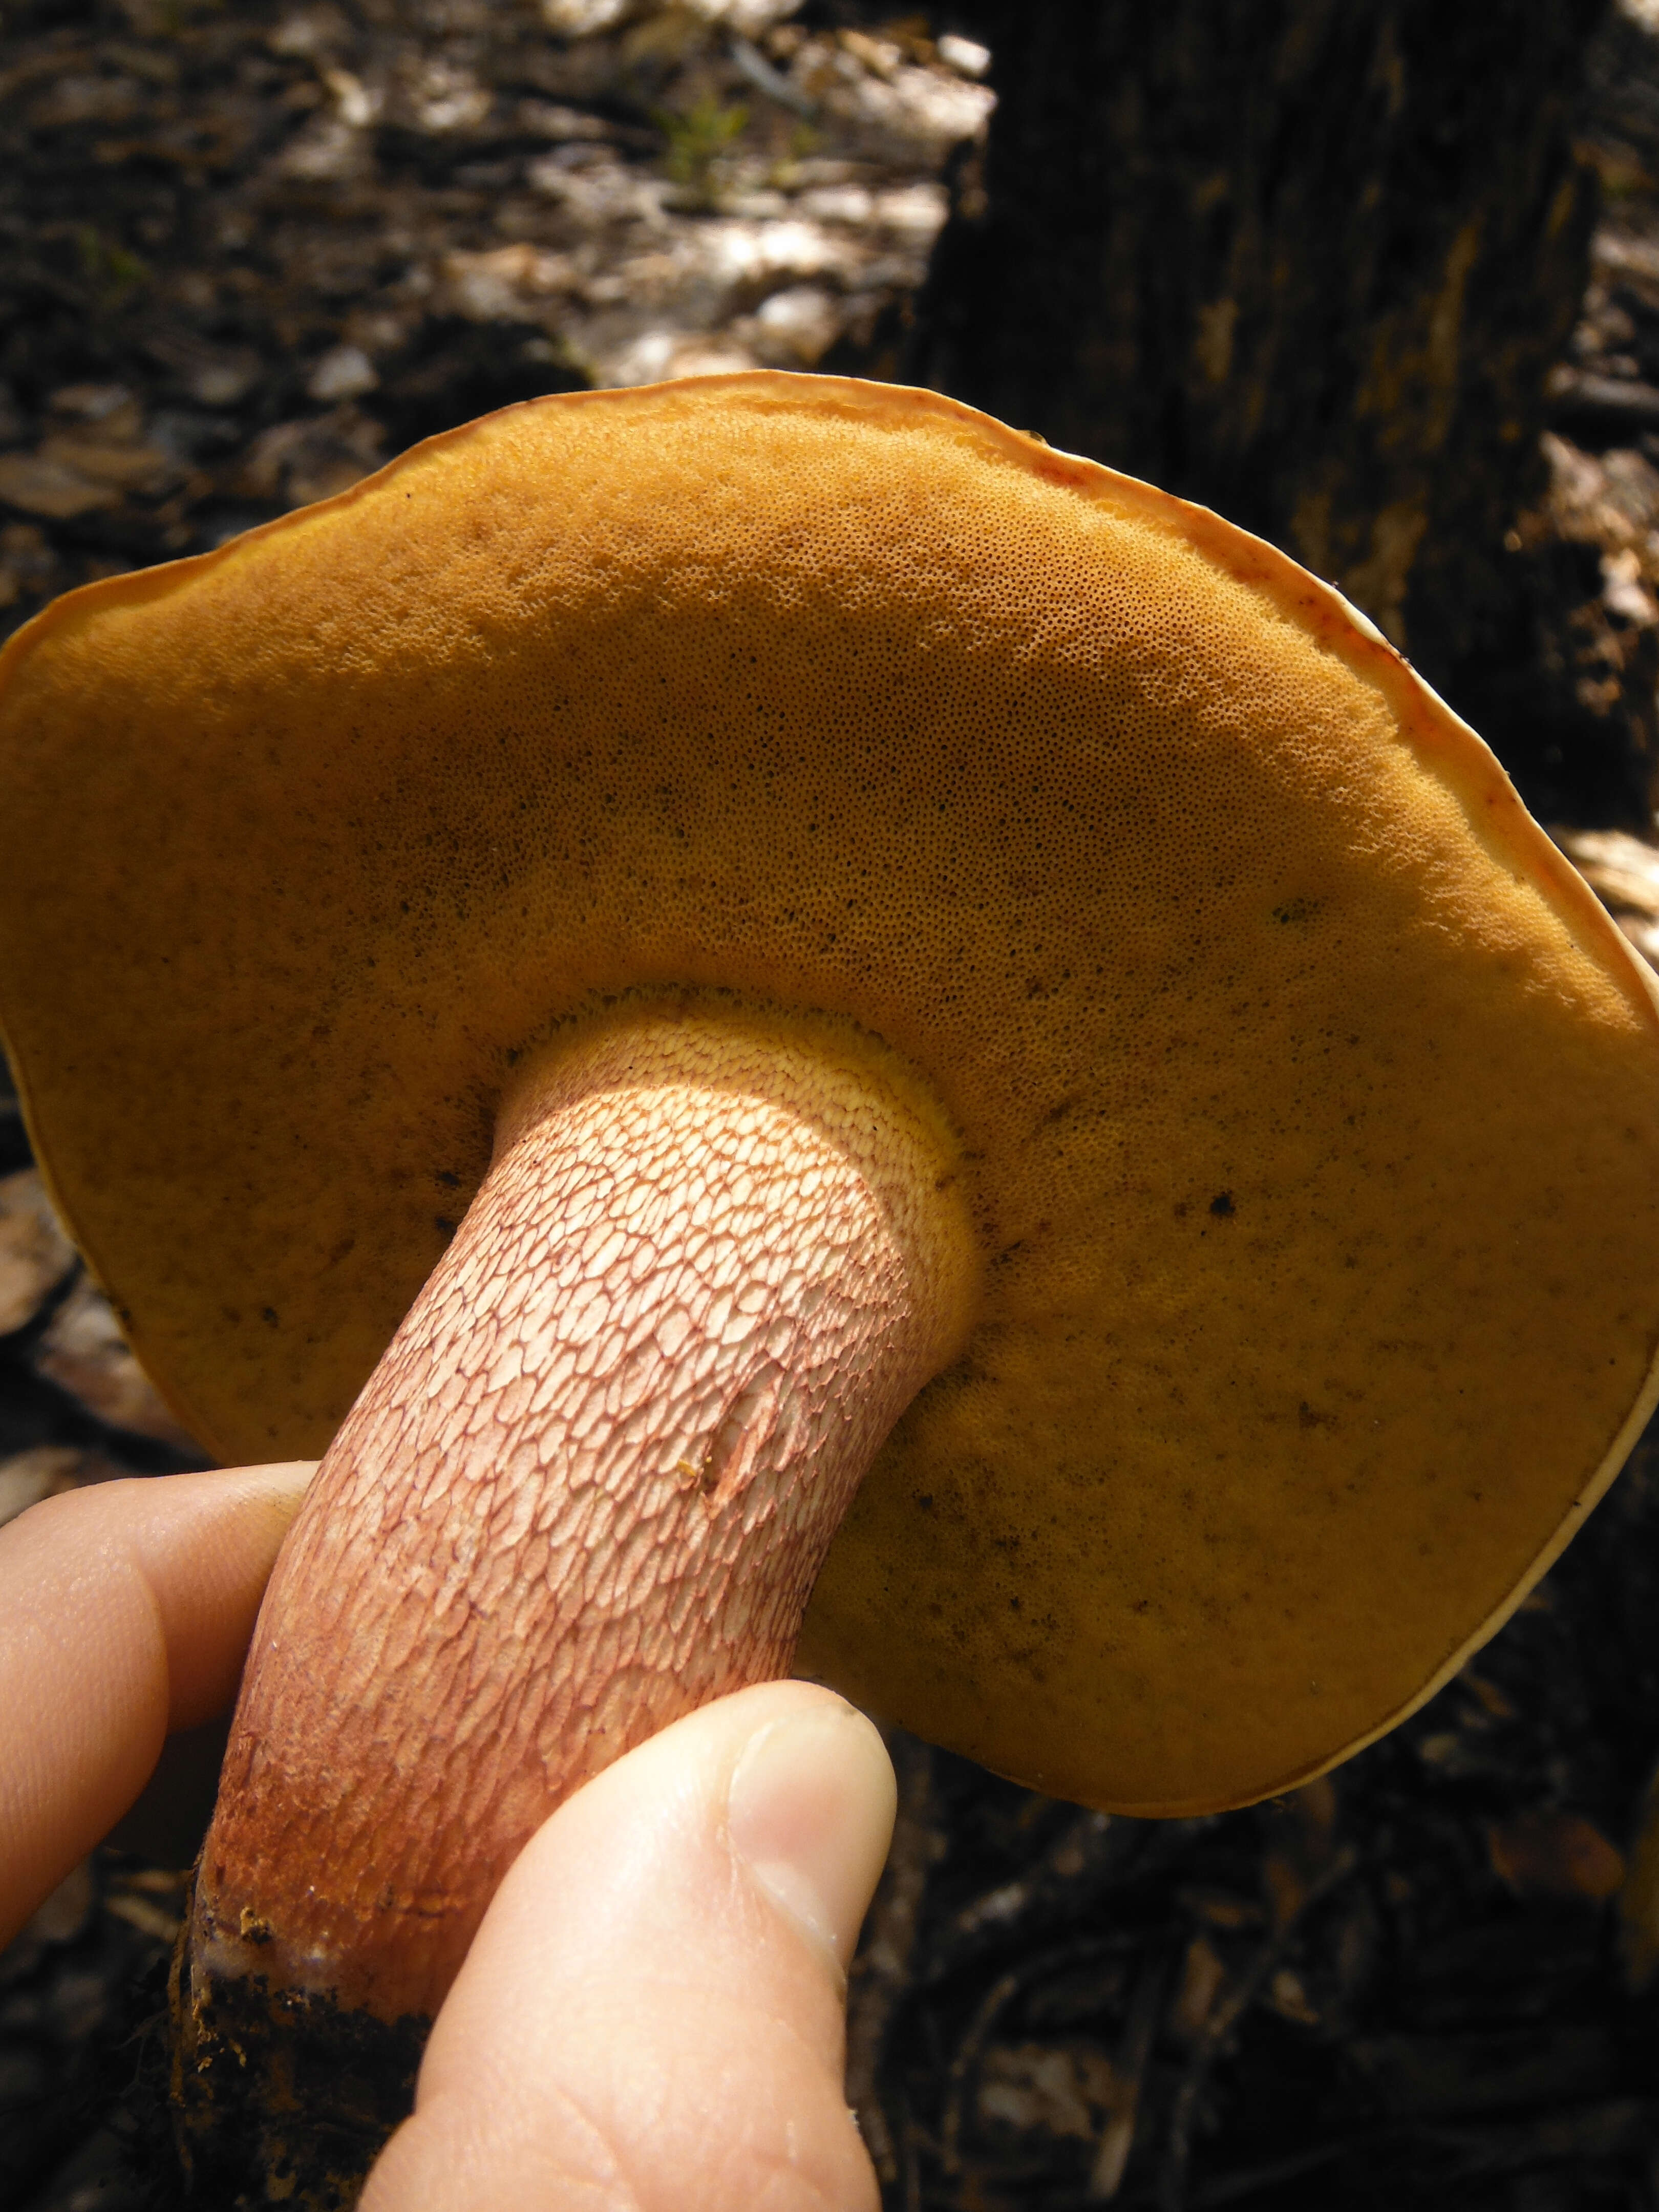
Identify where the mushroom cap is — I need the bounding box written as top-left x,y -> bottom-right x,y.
3,373 -> 1658,1816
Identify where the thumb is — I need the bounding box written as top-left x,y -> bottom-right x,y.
362,1679 -> 897,2212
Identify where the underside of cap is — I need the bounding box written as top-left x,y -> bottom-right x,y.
3,371 -> 1659,1815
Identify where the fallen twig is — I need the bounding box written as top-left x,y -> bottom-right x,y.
1159,1845 -> 1359,2212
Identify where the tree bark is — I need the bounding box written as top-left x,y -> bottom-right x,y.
915,1 -> 1608,728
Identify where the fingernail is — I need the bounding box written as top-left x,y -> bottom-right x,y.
726,1701 -> 897,1972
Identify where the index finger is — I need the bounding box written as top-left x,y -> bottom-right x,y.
0,1462 -> 314,1946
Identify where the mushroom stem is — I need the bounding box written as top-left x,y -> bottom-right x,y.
175,1008 -> 975,2192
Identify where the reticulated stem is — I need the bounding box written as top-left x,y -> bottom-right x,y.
186,1007 -> 975,2025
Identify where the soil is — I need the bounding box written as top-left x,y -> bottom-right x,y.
6,4 -> 1659,2209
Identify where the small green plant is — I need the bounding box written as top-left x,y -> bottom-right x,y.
655,96 -> 749,206
75,227 -> 150,310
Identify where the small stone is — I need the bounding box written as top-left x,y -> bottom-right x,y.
937,33 -> 992,78
748,283 -> 841,366
0,1167 -> 76,1334
307,344 -> 379,402
194,358 -> 257,407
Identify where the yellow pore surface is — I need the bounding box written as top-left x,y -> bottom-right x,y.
3,374 -> 1659,1815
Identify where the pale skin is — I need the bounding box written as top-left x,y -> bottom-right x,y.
0,1465 -> 895,2211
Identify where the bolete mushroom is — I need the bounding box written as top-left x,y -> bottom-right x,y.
2,373 -> 1658,2198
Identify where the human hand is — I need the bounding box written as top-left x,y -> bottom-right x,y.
1,1467 -> 895,2210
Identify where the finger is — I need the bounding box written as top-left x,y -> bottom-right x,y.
365,1678 -> 897,2212
0,1462 -> 315,1944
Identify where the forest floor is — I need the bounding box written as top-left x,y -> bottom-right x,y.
8,3 -> 1659,2208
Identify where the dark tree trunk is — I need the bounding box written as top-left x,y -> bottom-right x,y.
915,0 -> 1608,741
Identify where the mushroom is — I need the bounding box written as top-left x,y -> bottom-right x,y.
2,372 -> 1658,2194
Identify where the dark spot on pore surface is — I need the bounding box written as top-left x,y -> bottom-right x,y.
435,1169 -> 461,1188
261,1307 -> 279,1328
434,1216 -> 457,1236
1209,1192 -> 1235,1218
